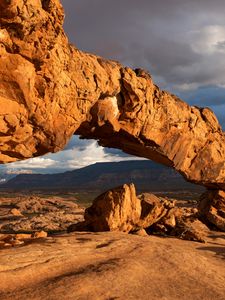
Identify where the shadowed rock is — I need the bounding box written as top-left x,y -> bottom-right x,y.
199,190 -> 225,231
0,0 -> 224,191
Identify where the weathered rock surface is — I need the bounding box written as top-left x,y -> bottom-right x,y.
0,195 -> 84,233
0,231 -> 47,248
138,192 -> 174,228
68,184 -> 208,242
68,184 -> 171,233
0,232 -> 225,300
199,190 -> 225,231
0,0 -> 224,190
83,183 -> 141,232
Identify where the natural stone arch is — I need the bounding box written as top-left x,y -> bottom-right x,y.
0,0 -> 224,191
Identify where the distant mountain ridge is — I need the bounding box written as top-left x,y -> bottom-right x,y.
0,160 -> 203,193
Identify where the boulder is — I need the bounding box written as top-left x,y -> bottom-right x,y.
83,184 -> 141,232
171,216 -> 209,243
198,190 -> 225,231
33,231 -> 48,239
68,184 -> 210,243
10,208 -> 23,217
69,184 -> 175,233
138,193 -> 169,228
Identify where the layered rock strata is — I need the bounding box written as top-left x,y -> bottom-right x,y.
0,0 -> 224,191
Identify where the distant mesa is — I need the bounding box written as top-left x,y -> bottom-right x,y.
0,160 -> 204,194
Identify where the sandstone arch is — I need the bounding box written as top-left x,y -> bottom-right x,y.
0,0 -> 224,191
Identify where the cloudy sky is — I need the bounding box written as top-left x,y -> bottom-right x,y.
2,0 -> 225,173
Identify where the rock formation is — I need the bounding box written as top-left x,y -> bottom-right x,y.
0,231 -> 47,248
0,0 -> 224,192
68,184 -> 171,233
0,195 -> 84,233
1,231 -> 225,300
198,190 -> 225,231
68,184 -> 208,242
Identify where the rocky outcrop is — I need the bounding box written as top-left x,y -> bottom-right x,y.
0,195 -> 84,233
152,208 -> 209,243
0,231 -> 47,248
199,190 -> 225,231
68,184 -> 208,242
1,232 -> 225,300
83,184 -> 141,232
68,184 -> 170,233
0,0 -> 224,191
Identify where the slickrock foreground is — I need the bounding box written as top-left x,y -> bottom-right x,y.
0,232 -> 225,300
0,0 -> 224,190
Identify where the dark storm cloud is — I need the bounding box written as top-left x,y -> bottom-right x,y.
179,86 -> 225,107
103,148 -> 132,158
61,0 -> 225,129
2,0 -> 225,175
63,0 -> 225,103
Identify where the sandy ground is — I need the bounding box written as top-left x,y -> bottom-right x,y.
0,231 -> 224,300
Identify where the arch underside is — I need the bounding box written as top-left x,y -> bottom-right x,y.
0,0 -> 224,191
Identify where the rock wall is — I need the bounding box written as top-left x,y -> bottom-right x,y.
0,0 -> 225,191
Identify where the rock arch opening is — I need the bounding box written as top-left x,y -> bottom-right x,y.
0,0 -> 224,231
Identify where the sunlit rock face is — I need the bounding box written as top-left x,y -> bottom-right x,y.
199,190 -> 225,231
0,0 -> 224,190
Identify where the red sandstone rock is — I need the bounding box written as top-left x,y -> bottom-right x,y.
0,0 -> 224,191
199,190 -> 225,231
69,184 -> 208,243
68,184 -> 170,233
33,231 -> 47,238
0,232 -> 225,300
68,184 -> 188,234
138,193 -> 169,228
0,195 -> 84,233
82,184 -> 142,232
10,208 -> 23,217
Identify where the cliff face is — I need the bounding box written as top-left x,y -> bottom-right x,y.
0,0 -> 225,190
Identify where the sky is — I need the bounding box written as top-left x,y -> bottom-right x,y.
1,0 -> 225,173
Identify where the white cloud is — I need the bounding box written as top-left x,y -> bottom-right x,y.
5,157 -> 56,170
189,25 -> 225,54
3,137 -> 140,173
173,83 -> 200,92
